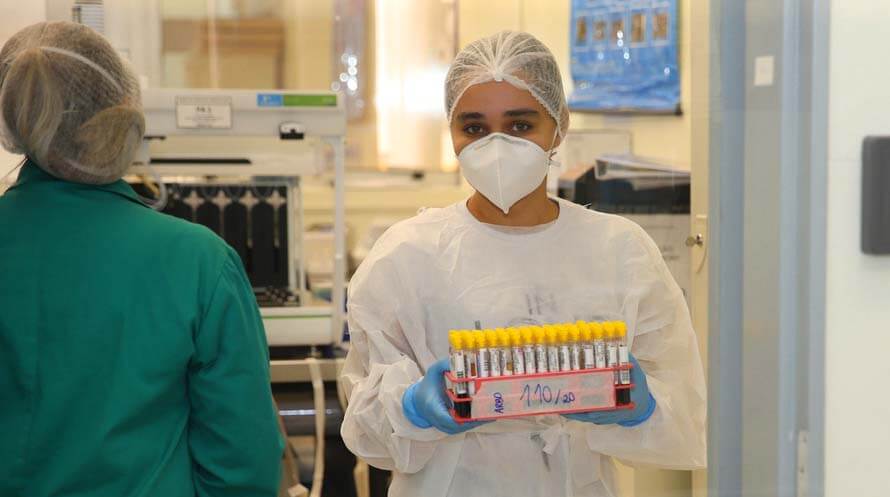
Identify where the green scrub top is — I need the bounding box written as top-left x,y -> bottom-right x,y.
0,161 -> 284,497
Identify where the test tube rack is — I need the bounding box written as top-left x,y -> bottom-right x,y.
445,366 -> 635,423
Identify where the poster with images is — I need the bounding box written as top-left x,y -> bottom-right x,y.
569,0 -> 680,113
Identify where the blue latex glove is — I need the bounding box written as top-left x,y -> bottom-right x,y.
564,354 -> 657,426
402,358 -> 490,435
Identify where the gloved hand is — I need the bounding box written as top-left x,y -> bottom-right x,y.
402,358 -> 490,435
563,354 -> 657,427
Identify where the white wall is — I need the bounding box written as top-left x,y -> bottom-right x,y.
0,1 -> 46,184
825,3 -> 890,496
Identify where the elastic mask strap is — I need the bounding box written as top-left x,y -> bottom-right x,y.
546,128 -> 560,167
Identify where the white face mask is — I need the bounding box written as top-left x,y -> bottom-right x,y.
457,132 -> 555,214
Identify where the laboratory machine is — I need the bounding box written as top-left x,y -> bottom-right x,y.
132,88 -> 347,348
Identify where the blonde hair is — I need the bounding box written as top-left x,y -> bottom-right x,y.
0,22 -> 144,185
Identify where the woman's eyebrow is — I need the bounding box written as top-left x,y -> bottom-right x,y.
503,108 -> 540,117
457,112 -> 485,122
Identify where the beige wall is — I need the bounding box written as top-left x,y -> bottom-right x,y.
0,0 -> 46,184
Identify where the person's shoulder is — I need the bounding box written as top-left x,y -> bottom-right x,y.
558,198 -> 645,235
369,203 -> 459,256
139,208 -> 235,264
145,208 -> 221,242
557,198 -> 658,255
350,204 -> 459,284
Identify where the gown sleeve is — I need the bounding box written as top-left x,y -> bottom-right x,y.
340,250 -> 452,475
579,225 -> 707,470
188,248 -> 285,497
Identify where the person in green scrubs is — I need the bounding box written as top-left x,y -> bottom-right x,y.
0,22 -> 284,497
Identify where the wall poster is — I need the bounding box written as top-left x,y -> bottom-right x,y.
569,0 -> 680,114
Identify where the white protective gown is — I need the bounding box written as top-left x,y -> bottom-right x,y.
340,197 -> 706,497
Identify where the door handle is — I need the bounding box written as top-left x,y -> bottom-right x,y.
685,233 -> 705,247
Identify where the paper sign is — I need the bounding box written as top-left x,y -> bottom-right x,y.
470,370 -> 616,419
754,55 -> 775,87
176,96 -> 233,129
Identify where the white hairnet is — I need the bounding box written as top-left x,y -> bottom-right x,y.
445,31 -> 569,138
0,21 -> 144,185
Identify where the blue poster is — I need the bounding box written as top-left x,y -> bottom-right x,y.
569,0 -> 680,113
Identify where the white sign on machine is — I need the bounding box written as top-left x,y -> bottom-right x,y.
175,96 -> 233,129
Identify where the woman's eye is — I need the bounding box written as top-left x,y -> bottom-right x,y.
511,122 -> 532,133
464,124 -> 485,135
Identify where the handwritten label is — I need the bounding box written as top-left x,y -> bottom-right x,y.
470,370 -> 616,419
521,384 -> 576,408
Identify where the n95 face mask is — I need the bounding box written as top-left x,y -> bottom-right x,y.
458,132 -> 553,214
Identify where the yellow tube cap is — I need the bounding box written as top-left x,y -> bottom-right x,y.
590,321 -> 604,339
616,321 -> 627,337
521,327 -> 534,345
569,325 -> 581,342
545,327 -> 558,344
449,331 -> 463,350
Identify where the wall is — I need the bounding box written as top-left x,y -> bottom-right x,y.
825,2 -> 890,496
0,1 -> 46,185
1,3 -> 46,36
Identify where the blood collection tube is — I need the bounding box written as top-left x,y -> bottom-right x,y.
462,331 -> 478,396
522,327 -> 537,374
558,325 -> 572,372
569,324 -> 582,371
546,326 -> 560,373
486,330 -> 502,377
592,322 -> 607,369
510,328 -> 526,376
534,326 -> 548,373
616,322 -> 632,405
579,322 -> 595,369
448,331 -> 471,417
497,329 -> 513,376
604,322 -> 619,384
476,330 -> 491,379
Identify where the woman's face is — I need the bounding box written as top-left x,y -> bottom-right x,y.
450,81 -> 561,156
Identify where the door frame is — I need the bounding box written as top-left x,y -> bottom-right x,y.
706,1 -> 829,496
